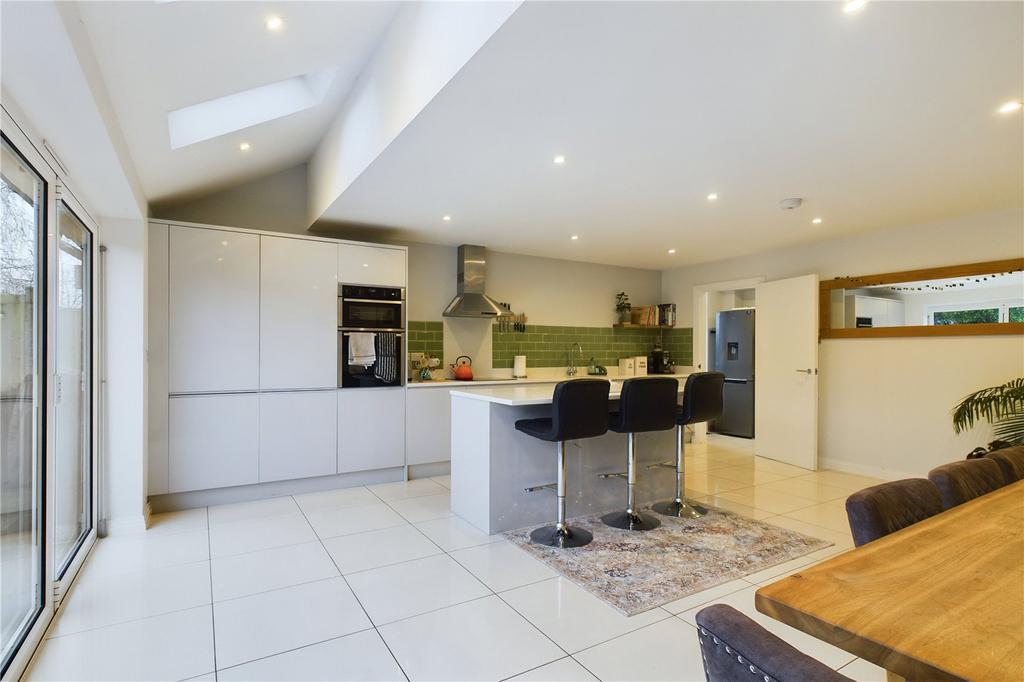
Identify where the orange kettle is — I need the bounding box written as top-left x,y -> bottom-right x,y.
451,355 -> 474,381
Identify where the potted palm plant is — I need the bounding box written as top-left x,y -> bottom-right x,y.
615,292 -> 632,324
952,377 -> 1024,457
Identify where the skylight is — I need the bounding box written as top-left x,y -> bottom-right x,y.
167,70 -> 334,149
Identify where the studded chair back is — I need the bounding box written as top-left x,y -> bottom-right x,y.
679,372 -> 726,426
928,458 -> 1005,510
845,478 -> 943,547
695,605 -> 852,682
611,377 -> 679,433
986,446 -> 1024,485
550,379 -> 611,441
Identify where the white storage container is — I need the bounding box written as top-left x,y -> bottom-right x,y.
618,357 -> 635,376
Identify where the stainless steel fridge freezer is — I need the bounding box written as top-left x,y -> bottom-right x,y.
714,309 -> 755,438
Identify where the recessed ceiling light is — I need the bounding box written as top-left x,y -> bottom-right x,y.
842,0 -> 867,14
553,155 -> 566,165
442,215 -> 451,222
266,15 -> 283,31
668,248 -> 677,254
707,193 -> 718,201
998,100 -> 1022,114
362,263 -> 369,267
221,240 -> 229,246
239,142 -> 251,151
812,217 -> 823,225
570,235 -> 579,240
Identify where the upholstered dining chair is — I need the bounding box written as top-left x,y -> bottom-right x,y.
844,478 -> 944,547
986,446 -> 1024,485
928,458 -> 1005,510
695,605 -> 852,682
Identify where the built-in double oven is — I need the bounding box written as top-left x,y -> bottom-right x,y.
338,284 -> 405,388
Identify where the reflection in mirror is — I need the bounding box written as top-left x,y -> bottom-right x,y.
830,270 -> 1024,329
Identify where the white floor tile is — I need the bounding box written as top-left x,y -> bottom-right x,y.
209,512 -> 316,558
660,578 -> 752,615
346,554 -> 490,625
182,673 -> 216,681
781,498 -> 854,534
322,524 -> 442,574
293,486 -> 381,513
379,595 -> 563,681
705,465 -> 791,487
751,457 -> 815,477
386,493 -> 452,523
500,577 -> 670,653
795,470 -> 885,492
217,629 -> 404,681
574,617 -> 706,682
27,606 -> 214,681
85,529 -> 209,577
714,486 -> 821,515
838,657 -> 888,682
213,577 -> 371,669
211,541 -> 339,602
763,515 -> 854,552
368,478 -> 447,501
144,507 -> 209,536
430,475 -> 452,489
509,657 -> 598,681
694,494 -> 778,520
208,496 -> 300,526
51,560 -> 211,637
414,515 -> 501,552
755,477 -> 853,502
677,585 -> 857,670
449,540 -> 556,592
305,502 -> 408,539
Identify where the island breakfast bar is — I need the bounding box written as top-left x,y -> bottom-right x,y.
449,376 -> 690,535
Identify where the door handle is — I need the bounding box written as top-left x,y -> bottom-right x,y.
795,368 -> 814,374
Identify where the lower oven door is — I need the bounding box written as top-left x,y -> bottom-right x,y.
339,330 -> 404,388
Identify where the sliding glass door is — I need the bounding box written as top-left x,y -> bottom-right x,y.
0,134 -> 47,674
54,198 -> 93,578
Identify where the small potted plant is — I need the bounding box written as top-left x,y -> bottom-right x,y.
615,292 -> 632,324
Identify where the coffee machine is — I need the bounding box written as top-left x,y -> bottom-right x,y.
648,344 -> 674,374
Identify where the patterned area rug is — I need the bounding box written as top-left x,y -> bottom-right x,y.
505,504 -> 832,616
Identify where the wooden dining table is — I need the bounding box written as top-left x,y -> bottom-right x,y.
755,479 -> 1024,682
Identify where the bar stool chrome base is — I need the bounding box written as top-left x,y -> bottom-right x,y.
601,510 -> 661,531
652,498 -> 708,519
530,525 -> 594,548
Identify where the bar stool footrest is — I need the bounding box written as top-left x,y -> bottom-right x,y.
523,482 -> 558,493
647,460 -> 676,470
598,471 -> 627,479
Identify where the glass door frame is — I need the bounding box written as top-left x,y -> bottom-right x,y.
50,184 -> 98,600
1,107 -> 99,680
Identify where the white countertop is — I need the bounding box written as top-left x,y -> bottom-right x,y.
448,373 -> 691,406
407,368 -> 692,389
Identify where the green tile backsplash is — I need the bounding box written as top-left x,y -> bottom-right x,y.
408,321 -> 443,358
492,324 -> 693,369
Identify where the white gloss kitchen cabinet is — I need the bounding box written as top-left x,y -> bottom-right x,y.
405,387 -> 453,466
169,393 -> 259,493
338,389 -> 405,472
260,236 -> 338,390
338,242 -> 406,287
259,391 -> 337,482
169,226 -> 260,393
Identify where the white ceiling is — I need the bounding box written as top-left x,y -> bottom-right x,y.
76,1 -> 401,203
322,1 -> 1024,269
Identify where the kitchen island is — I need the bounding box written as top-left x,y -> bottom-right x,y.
450,375 -> 689,534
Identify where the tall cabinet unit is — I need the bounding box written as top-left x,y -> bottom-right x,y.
150,220 -> 409,499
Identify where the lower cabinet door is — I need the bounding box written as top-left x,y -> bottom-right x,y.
169,393 -> 259,493
259,391 -> 338,482
405,388 -> 451,466
338,388 -> 405,473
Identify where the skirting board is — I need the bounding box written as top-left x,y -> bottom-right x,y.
408,461 -> 451,479
819,457 -> 914,482
148,467 -> 405,513
102,514 -> 149,536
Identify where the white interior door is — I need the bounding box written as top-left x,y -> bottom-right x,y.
754,274 -> 819,470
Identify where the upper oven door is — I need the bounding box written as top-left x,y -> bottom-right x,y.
339,285 -> 405,330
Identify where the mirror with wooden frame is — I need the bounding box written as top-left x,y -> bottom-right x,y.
820,258 -> 1024,338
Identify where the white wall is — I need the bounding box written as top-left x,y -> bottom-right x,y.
102,218 -> 149,532
151,165 -> 309,236
662,208 -> 1024,478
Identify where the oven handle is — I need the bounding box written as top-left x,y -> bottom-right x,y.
341,330 -> 405,335
341,298 -> 404,304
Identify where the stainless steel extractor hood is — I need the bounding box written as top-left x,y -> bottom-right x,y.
442,245 -> 508,318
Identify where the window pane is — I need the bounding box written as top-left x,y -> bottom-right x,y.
932,308 -> 999,325
55,201 -> 92,577
1,137 -> 45,671
1010,307 -> 1024,323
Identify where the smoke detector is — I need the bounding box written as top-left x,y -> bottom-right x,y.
779,197 -> 804,210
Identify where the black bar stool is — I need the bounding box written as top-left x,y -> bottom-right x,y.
653,371 -> 725,519
515,379 -> 611,548
601,377 -> 679,531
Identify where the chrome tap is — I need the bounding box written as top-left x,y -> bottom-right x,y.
567,342 -> 583,376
